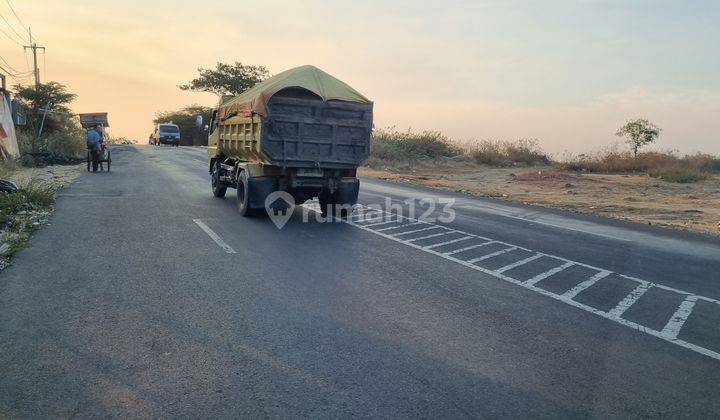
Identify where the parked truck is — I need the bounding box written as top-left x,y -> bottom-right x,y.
207,65 -> 373,217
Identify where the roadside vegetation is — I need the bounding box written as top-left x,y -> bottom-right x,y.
14,82 -> 86,166
367,121 -> 719,184
0,81 -> 85,268
364,119 -> 720,234
0,162 -> 56,267
560,150 -> 720,183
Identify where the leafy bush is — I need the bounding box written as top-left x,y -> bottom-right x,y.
370,128 -> 462,162
17,120 -> 85,166
468,139 -> 550,166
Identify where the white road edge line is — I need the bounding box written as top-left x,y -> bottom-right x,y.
193,219 -> 237,254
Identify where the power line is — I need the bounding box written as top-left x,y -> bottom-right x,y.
4,0 -> 30,40
0,53 -> 21,73
0,10 -> 27,44
0,21 -> 22,46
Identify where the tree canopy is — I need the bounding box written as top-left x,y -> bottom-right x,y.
14,82 -> 77,117
154,105 -> 214,146
13,82 -> 77,136
178,62 -> 270,97
616,118 -> 661,157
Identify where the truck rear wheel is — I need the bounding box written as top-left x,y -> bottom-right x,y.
211,161 -> 227,198
236,170 -> 263,217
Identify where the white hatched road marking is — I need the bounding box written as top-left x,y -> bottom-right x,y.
445,241 -> 496,256
406,231 -> 455,243
562,270 -> 612,300
193,219 -> 236,254
524,262 -> 574,286
467,247 -> 518,264
426,236 -> 475,250
301,203 -> 720,362
608,282 -> 652,318
392,226 -> 443,237
376,222 -> 425,232
495,253 -> 544,274
661,296 -> 699,339
362,220 -> 403,228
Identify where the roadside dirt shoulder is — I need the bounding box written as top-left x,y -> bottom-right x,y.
360,165 -> 720,236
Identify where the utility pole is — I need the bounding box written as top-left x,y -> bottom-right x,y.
23,28 -> 45,89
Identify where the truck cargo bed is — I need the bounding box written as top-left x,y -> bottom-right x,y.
260,89 -> 372,168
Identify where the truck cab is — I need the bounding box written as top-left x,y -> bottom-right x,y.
153,123 -> 181,146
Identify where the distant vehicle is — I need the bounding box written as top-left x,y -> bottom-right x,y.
207,65 -> 372,217
152,123 -> 180,146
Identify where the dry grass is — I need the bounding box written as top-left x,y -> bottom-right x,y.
465,139 -> 551,167
368,128 -> 550,169
560,150 -> 720,183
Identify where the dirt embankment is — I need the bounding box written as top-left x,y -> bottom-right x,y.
360,164 -> 720,235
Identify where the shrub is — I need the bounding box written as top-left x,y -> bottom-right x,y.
648,169 -> 708,183
370,128 -> 462,162
468,139 -> 550,166
560,149 -> 719,183
0,180 -> 54,224
17,120 -> 85,166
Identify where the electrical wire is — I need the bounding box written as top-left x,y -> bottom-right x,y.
4,0 -> 30,41
0,53 -> 21,73
0,10 -> 27,44
0,22 -> 22,46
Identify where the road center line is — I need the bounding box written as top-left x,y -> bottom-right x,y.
193,219 -> 237,254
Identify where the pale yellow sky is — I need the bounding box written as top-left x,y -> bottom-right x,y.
2,0 -> 719,155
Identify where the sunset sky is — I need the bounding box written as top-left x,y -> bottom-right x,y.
2,0 -> 718,155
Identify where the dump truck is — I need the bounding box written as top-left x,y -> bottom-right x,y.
207,65 -> 373,217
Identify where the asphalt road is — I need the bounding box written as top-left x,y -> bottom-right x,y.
1,145 -> 720,418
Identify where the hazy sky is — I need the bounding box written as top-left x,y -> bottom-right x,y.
2,0 -> 719,155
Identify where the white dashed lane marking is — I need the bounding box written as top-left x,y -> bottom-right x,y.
303,202 -> 720,362
193,219 -> 237,254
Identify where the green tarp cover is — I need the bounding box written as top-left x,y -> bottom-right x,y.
218,65 -> 370,119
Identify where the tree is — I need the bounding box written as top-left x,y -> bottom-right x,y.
14,82 -> 78,154
615,118 -> 661,157
154,105 -> 214,146
179,62 -> 270,97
